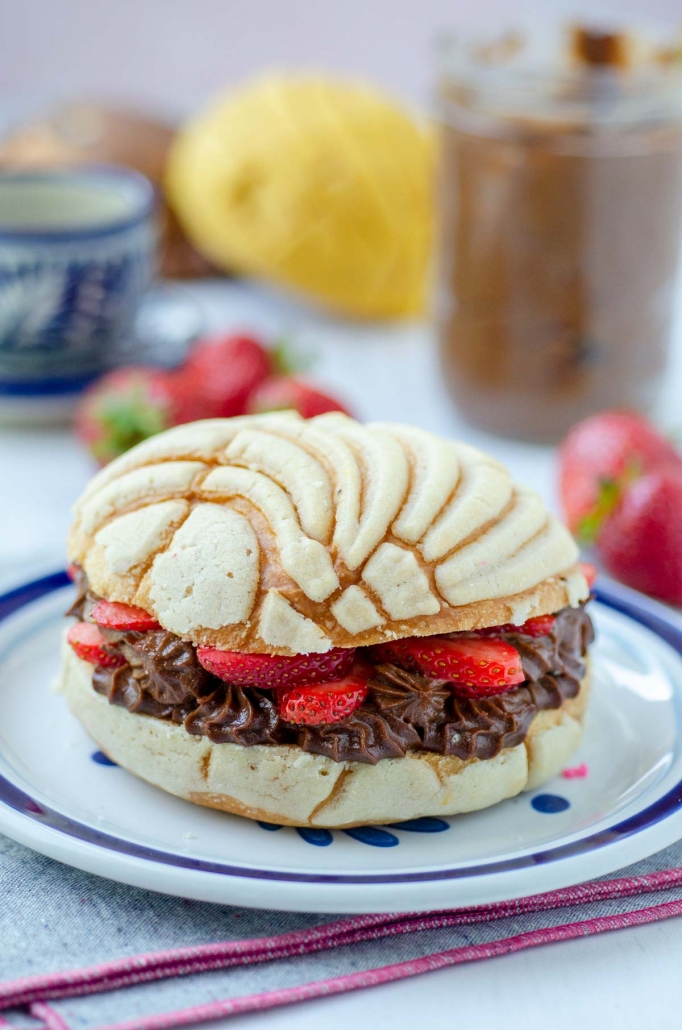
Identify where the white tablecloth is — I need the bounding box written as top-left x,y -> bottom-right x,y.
2,279 -> 681,1029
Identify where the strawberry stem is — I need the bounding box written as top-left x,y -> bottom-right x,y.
576,460 -> 643,543
576,477 -> 621,543
270,340 -> 315,376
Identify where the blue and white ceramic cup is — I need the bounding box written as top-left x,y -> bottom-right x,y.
0,166 -> 157,421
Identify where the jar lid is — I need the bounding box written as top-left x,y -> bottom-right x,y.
437,21 -> 682,127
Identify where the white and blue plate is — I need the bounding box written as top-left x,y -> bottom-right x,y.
0,571 -> 681,913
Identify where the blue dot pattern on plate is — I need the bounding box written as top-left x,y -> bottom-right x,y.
91,750 -> 118,767
344,826 -> 399,847
255,817 -> 451,846
296,828 -> 333,847
387,817 -> 449,833
531,793 -> 571,814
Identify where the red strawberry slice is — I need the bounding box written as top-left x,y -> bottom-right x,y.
371,636 -> 525,698
67,622 -> 125,667
513,614 -> 556,637
475,614 -> 557,638
91,599 -> 160,632
277,669 -> 369,725
196,646 -> 355,689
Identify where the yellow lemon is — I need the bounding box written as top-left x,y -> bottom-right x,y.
165,76 -> 434,319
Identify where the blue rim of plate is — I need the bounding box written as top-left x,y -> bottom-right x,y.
1,571 -> 681,885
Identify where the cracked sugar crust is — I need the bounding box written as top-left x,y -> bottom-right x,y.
68,412 -> 588,654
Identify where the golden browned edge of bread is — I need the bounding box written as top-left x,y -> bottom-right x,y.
58,643 -> 590,829
79,547 -> 584,654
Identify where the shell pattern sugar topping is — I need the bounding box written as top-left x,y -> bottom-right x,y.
69,413 -> 586,653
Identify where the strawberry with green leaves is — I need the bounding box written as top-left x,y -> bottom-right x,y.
559,410 -> 681,539
559,410 -> 682,604
75,368 -> 182,467
596,466 -> 682,605
75,331 -> 352,465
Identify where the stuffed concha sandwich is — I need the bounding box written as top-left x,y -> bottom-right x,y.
59,412 -> 594,828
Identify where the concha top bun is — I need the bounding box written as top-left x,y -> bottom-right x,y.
68,413 -> 588,654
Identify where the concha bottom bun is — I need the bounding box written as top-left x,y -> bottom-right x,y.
58,645 -> 590,829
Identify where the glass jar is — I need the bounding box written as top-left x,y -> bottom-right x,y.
435,26 -> 682,442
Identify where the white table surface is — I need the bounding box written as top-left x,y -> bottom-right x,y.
2,279 -> 681,1029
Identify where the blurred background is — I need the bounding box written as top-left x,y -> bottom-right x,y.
3,0 -> 682,603
3,0 -> 681,111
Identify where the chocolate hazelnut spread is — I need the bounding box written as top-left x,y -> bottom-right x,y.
71,572 -> 594,765
436,24 -> 682,441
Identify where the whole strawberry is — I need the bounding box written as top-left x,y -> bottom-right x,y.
559,410 -> 681,538
76,368 -> 181,467
180,333 -> 272,418
248,376 -> 352,419
597,466 -> 682,605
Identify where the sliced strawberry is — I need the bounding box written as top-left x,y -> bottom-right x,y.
514,614 -> 556,637
277,669 -> 369,725
91,599 -> 160,632
67,622 -> 125,667
371,636 -> 525,698
196,646 -> 355,689
66,563 -> 80,582
580,562 -> 598,590
475,614 -> 556,638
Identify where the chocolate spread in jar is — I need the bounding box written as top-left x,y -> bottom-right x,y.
436,23 -> 682,442
75,574 -> 594,764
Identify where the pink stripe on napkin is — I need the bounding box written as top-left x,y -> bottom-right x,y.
30,1003 -> 72,1030
94,897 -> 682,1030
2,866 -> 682,1012
1,866 -> 682,1029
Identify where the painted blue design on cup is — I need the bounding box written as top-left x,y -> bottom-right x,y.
257,821 -> 283,831
91,750 -> 118,767
0,167 -> 157,400
344,826 -> 400,848
296,827 -> 333,847
531,794 -> 571,814
387,817 -> 450,833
